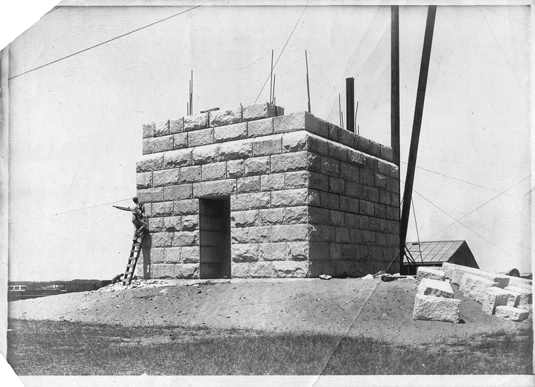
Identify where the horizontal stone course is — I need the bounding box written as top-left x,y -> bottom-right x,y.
139,102 -> 399,279
143,136 -> 174,155
209,106 -> 242,127
214,122 -> 247,142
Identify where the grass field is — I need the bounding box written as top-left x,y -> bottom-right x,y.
7,319 -> 533,375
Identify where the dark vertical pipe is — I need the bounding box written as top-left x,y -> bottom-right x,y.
273,74 -> 276,105
305,50 -> 311,113
399,5 -> 437,275
189,70 -> 194,115
391,5 -> 400,167
346,77 -> 355,132
270,50 -> 274,104
338,94 -> 342,128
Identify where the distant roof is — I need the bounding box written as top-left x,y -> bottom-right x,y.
405,240 -> 466,264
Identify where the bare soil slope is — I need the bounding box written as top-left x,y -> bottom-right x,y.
8,278 -> 531,345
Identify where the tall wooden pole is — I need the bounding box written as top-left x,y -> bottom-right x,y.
399,5 -> 437,275
391,6 -> 400,167
346,77 -> 355,132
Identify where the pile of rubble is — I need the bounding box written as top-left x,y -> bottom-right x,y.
413,263 -> 532,323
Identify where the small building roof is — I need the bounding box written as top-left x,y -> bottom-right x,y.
405,240 -> 466,264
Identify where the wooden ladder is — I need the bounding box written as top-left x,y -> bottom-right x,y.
122,233 -> 145,286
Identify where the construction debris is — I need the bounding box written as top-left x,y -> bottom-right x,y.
441,262 -> 532,322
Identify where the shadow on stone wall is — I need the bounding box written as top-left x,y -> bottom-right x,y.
141,233 -> 152,279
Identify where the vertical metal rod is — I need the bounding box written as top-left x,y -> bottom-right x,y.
273,74 -> 276,106
338,94 -> 343,127
355,101 -> 359,134
188,78 -> 192,116
270,50 -> 274,104
346,77 -> 355,132
187,102 -> 189,116
399,5 -> 437,275
190,70 -> 194,115
391,5 -> 401,167
305,50 -> 311,113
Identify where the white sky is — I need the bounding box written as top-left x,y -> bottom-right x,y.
3,3 -> 532,280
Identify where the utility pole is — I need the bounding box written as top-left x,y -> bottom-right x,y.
391,5 -> 400,167
399,5 -> 437,275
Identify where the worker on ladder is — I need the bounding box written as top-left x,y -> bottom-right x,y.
113,197 -> 149,239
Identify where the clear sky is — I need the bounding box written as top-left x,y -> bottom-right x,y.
4,4 -> 531,280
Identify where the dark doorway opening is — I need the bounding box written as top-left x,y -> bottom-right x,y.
199,197 -> 231,279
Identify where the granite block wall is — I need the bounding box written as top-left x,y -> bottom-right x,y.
136,102 -> 400,279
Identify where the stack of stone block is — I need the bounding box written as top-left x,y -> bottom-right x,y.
413,267 -> 461,323
135,102 -> 400,279
442,262 -> 531,322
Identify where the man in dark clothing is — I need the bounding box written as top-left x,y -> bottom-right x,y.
113,197 -> 149,238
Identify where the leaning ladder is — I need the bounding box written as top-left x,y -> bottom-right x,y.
122,233 -> 145,286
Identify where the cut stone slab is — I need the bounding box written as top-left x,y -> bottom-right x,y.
459,274 -> 498,303
495,306 -> 530,322
506,293 -> 521,308
504,286 -> 532,309
442,262 -> 509,288
416,267 -> 445,285
506,276 -> 532,289
417,278 -> 454,299
481,287 -> 512,315
413,294 -> 461,323
441,262 -> 456,281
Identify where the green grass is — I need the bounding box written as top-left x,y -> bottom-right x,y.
7,319 -> 532,375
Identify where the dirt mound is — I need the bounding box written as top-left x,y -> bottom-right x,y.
8,278 -> 530,345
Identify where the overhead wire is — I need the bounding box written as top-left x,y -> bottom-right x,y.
428,175 -> 531,239
253,6 -> 307,103
9,198 -> 134,225
8,5 -> 201,80
399,177 -> 531,269
401,161 -> 529,201
411,197 -> 424,263
411,188 -> 531,269
478,6 -> 529,102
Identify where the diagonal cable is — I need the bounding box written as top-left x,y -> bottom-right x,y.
478,6 -> 529,102
253,6 -> 307,103
9,198 -> 133,224
428,175 -> 530,239
402,161 -> 529,200
412,189 -> 525,263
8,6 -> 201,80
398,178 -> 531,268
